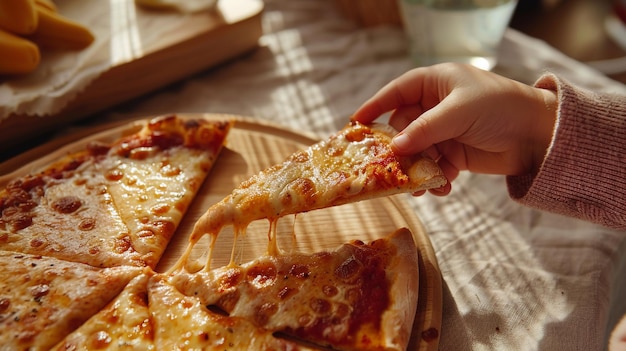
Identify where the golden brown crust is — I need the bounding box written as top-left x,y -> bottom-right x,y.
381,227 -> 420,350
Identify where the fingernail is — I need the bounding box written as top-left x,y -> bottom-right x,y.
392,133 -> 410,151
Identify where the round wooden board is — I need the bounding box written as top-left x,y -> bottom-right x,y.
0,114 -> 442,351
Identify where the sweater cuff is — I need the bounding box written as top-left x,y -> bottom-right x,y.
506,73 -> 626,228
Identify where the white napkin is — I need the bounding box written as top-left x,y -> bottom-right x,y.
0,0 -> 220,120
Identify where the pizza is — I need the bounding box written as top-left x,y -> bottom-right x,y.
170,227 -> 419,351
0,114 -> 232,268
179,120 -> 446,268
0,251 -> 142,350
0,115 -> 437,351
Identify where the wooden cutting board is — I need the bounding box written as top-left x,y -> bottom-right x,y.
0,114 -> 442,351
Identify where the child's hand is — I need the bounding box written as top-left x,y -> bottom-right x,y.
352,63 -> 558,195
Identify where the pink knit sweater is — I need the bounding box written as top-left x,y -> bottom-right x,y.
507,74 -> 626,229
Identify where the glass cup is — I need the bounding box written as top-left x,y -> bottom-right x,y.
396,0 -> 519,71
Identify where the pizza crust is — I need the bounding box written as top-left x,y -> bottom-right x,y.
381,227 -> 420,350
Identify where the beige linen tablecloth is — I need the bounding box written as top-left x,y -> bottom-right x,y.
99,1 -> 626,349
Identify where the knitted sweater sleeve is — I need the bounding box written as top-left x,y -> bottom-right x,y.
506,73 -> 626,229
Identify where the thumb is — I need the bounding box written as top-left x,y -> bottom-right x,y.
390,97 -> 471,155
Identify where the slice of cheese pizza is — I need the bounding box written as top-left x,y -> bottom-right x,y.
177,121 -> 445,269
170,227 -> 419,351
0,115 -> 232,268
0,251 -> 142,350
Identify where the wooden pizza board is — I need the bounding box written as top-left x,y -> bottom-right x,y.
0,0 -> 263,153
0,114 -> 442,351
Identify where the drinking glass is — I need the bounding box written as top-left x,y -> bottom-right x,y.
397,0 -> 519,70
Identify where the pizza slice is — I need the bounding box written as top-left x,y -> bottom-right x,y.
0,114 -> 232,268
51,271 -> 155,351
0,251 -> 142,350
170,227 -> 419,351
148,273 -> 315,350
178,121 -> 445,268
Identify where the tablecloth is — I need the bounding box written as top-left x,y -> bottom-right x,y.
94,1 -> 626,349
